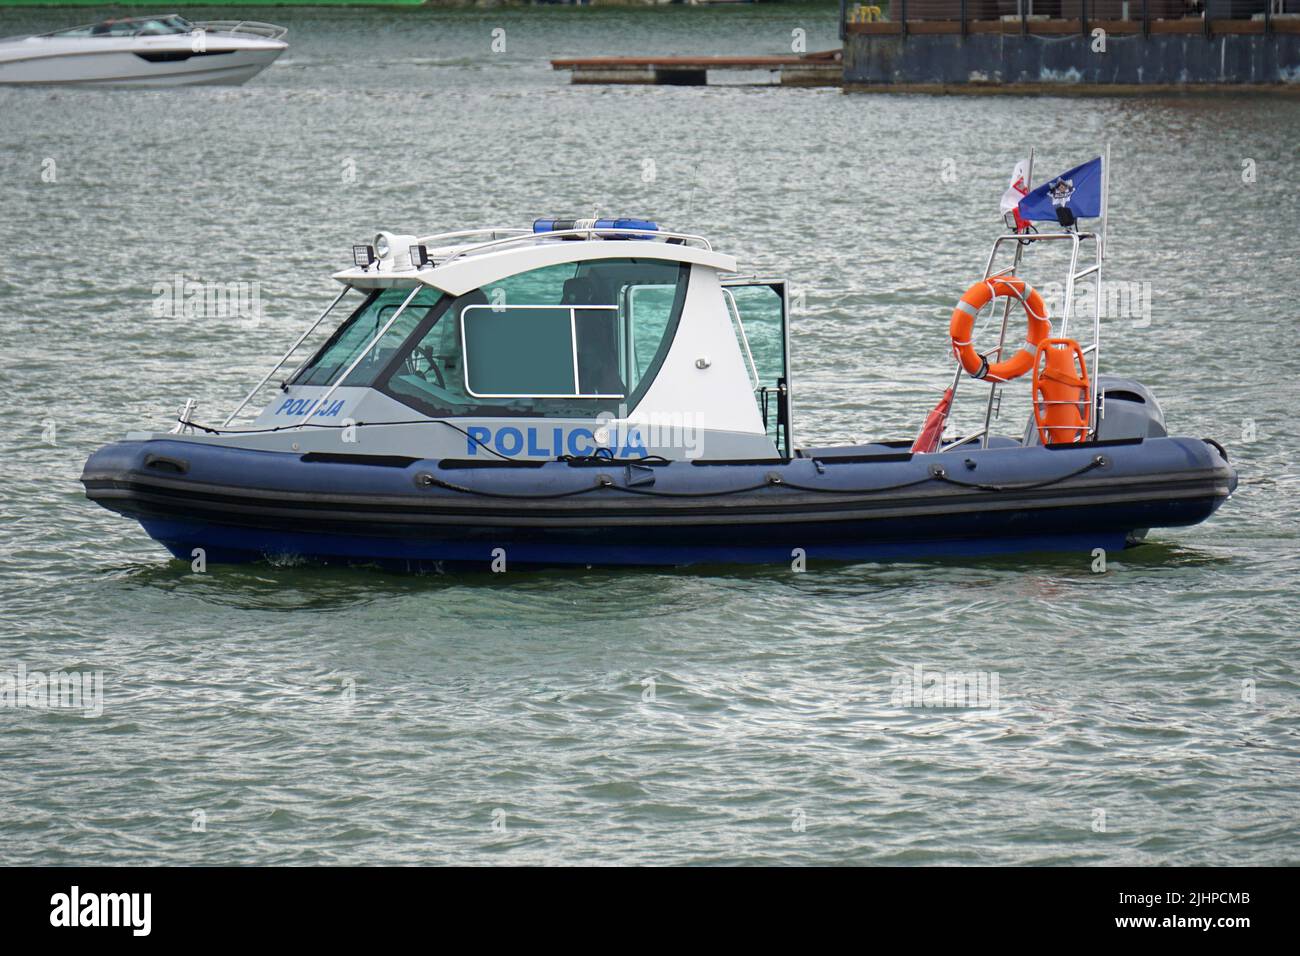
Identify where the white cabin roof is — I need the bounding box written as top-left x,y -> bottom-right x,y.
332,227 -> 739,292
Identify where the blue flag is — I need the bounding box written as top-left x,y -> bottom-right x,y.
1017,156 -> 1103,224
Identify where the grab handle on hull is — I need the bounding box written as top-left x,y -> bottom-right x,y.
143,454 -> 189,476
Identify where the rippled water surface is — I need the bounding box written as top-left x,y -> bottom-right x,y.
1,5 -> 1298,865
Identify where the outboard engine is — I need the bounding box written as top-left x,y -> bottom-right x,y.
1023,375 -> 1166,446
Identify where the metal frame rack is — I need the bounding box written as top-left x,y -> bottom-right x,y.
946,146 -> 1111,450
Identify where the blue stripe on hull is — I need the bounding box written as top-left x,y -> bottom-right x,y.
141,517 -> 1130,568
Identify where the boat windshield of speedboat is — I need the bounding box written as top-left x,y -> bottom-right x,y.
39,15 -> 287,41
81,182 -> 1238,569
42,15 -> 197,39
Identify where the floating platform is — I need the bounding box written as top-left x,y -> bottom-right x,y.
551,49 -> 842,87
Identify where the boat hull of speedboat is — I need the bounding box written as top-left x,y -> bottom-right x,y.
81,436 -> 1236,569
0,40 -> 285,87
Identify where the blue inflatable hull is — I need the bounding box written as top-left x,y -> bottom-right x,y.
81,436 -> 1236,569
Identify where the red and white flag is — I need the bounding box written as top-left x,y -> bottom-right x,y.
910,388 -> 954,455
999,158 -> 1031,232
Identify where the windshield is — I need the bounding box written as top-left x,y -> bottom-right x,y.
291,287 -> 443,389
49,16 -> 194,38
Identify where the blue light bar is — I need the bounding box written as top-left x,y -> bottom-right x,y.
533,218 -> 659,238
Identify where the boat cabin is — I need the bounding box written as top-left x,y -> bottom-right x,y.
222,221 -> 793,462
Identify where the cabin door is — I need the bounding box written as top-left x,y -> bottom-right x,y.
722,280 -> 792,458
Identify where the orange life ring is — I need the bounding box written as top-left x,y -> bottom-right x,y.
949,277 -> 1052,382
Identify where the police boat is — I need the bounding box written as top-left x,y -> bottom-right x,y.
82,201 -> 1236,569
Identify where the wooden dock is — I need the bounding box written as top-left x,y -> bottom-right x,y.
551,49 -> 842,87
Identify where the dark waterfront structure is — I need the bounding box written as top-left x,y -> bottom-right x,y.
842,1 -> 1300,91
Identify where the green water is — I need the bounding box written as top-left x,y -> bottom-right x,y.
1,5 -> 1297,865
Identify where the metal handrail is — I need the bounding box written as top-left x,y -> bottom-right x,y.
720,274 -> 786,287
222,286 -> 353,428
437,228 -> 713,268
298,287 -> 422,429
722,288 -> 762,391
416,228 -> 529,245
193,20 -> 289,41
977,146 -> 1035,448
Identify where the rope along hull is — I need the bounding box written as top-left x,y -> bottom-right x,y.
81,438 -> 1235,568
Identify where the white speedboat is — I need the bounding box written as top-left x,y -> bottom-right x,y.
0,14 -> 287,87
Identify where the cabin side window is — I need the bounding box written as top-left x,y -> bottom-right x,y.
381,259 -> 689,419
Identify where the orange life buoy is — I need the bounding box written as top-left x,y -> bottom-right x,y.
1032,338 -> 1092,445
948,277 -> 1052,382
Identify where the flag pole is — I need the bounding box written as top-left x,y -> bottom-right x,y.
979,146 -> 1034,449
1100,141 -> 1111,261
